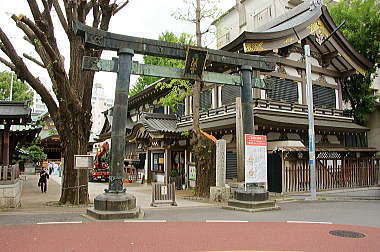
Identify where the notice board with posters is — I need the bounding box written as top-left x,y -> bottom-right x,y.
244,135 -> 267,184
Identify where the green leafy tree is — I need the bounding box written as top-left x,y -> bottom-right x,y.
20,145 -> 47,165
328,0 -> 380,125
173,0 -> 222,197
129,31 -> 194,102
0,71 -> 33,101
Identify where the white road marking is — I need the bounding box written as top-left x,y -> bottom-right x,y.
286,221 -> 332,224
37,221 -> 82,225
206,220 -> 248,223
124,220 -> 167,222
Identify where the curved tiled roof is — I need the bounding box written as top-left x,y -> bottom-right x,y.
137,113 -> 178,133
221,1 -> 373,73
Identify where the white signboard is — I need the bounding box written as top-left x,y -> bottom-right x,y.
74,155 -> 94,169
161,185 -> 167,195
244,135 -> 267,184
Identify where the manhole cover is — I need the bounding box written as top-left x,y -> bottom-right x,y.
329,230 -> 366,238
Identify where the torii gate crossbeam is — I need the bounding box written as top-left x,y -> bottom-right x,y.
73,21 -> 276,72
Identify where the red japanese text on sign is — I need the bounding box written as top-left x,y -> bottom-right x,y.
245,135 -> 267,146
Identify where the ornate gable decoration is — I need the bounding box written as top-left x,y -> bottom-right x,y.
317,74 -> 328,86
243,42 -> 266,53
306,19 -> 330,45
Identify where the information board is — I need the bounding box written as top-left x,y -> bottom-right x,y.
188,164 -> 196,181
74,155 -> 94,169
244,135 -> 267,184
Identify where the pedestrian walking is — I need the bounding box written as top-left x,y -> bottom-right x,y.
38,169 -> 49,193
48,162 -> 52,175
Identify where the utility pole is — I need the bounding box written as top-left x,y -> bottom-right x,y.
305,45 -> 317,200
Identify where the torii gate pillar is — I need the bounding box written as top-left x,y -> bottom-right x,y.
87,48 -> 140,220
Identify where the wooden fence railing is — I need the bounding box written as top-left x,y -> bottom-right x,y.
0,165 -> 19,184
284,158 -> 379,192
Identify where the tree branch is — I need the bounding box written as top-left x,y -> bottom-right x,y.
85,1 -> 95,16
0,56 -> 16,70
63,0 -> 74,36
92,0 -> 101,28
23,53 -> 45,68
77,0 -> 87,22
42,0 -> 54,17
99,0 -> 113,31
53,0 -> 69,34
113,0 -> 129,15
27,0 -> 44,27
0,26 -> 58,115
16,15 -> 58,63
14,15 -> 78,110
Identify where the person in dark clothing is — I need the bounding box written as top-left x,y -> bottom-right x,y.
38,169 -> 49,193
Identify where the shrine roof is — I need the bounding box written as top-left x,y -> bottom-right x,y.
0,101 -> 31,125
221,1 -> 373,74
127,113 -> 180,142
138,113 -> 178,134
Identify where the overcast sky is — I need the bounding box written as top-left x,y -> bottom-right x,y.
0,0 -> 235,99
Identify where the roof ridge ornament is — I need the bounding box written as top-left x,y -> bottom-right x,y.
309,0 -> 323,10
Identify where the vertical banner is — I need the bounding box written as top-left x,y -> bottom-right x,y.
245,135 -> 267,185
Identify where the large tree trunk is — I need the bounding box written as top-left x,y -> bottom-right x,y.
57,34 -> 94,205
192,0 -> 216,197
193,134 -> 216,197
58,109 -> 92,205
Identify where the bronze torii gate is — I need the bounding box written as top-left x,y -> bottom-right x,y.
74,21 -> 276,219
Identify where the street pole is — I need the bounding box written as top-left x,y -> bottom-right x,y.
305,45 -> 317,200
9,72 -> 13,101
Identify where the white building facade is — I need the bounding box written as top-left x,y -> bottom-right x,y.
214,0 -> 304,49
91,83 -> 114,136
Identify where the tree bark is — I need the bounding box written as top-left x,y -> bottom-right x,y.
192,0 -> 202,134
59,123 -> 90,204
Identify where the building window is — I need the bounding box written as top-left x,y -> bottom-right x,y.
217,31 -> 230,48
221,85 -> 240,105
152,153 -> 164,173
200,90 -> 212,111
312,85 -> 336,108
267,77 -> 298,103
253,7 -> 272,28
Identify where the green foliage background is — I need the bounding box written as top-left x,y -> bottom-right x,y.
129,32 -> 194,110
20,144 -> 47,164
328,0 -> 380,124
0,71 -> 34,102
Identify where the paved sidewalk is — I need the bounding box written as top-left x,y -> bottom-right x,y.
1,174 -> 212,213
286,186 -> 380,200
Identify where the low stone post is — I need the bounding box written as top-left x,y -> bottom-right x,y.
210,139 -> 230,202
216,140 -> 226,187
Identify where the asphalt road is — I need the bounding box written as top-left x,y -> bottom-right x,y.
144,200 -> 380,227
1,222 -> 379,252
1,200 -> 379,227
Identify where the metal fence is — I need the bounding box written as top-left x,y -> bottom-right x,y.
284,158 -> 379,192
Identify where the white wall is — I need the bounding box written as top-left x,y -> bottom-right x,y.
216,8 -> 239,49
215,0 -> 303,49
